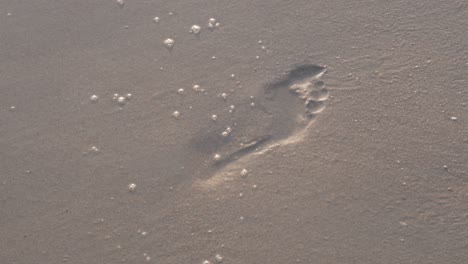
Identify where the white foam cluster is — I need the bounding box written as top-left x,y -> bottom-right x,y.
164,38 -> 175,48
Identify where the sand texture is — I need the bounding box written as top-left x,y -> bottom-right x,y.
1,0 -> 467,263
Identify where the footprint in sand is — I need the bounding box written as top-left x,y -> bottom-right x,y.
188,64 -> 329,187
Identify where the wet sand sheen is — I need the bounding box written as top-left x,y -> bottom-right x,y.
0,0 -> 467,263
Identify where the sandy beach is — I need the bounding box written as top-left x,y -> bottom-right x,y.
1,0 -> 467,263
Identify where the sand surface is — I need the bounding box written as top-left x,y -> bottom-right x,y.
1,0 -> 467,263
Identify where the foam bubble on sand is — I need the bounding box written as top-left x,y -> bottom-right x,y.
213,153 -> 221,161
116,0 -> 125,8
221,127 -> 232,137
208,18 -> 215,27
90,146 -> 99,153
214,254 -> 224,262
163,38 -> 175,49
189,25 -> 201,35
240,168 -> 248,176
208,18 -> 220,29
193,84 -> 204,92
117,96 -> 126,105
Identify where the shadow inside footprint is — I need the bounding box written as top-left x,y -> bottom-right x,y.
188,64 -> 328,181
260,64 -> 327,139
265,64 -> 326,92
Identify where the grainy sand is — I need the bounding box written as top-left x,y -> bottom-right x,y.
1,0 -> 467,263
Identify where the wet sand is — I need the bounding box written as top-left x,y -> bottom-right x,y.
1,0 -> 467,263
